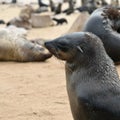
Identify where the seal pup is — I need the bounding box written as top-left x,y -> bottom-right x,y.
7,5 -> 34,29
83,7 -> 120,63
7,17 -> 32,30
45,32 -> 120,120
52,18 -> 68,25
0,29 -> 52,62
19,5 -> 34,21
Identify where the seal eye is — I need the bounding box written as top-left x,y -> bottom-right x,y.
57,43 -> 69,52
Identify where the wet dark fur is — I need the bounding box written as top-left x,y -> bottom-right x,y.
103,8 -> 120,19
45,32 -> 120,120
52,18 -> 68,25
83,7 -> 120,63
102,7 -> 120,32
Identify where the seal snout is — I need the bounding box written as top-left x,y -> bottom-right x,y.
44,41 -> 51,49
44,41 -> 53,51
44,41 -> 56,55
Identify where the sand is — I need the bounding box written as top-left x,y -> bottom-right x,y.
0,3 -> 120,120
0,3 -> 77,120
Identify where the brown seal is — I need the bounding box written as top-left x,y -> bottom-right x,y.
45,32 -> 120,120
7,5 -> 34,29
0,29 -> 52,62
7,17 -> 32,30
19,5 -> 34,21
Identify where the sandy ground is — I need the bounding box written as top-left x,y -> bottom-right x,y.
0,3 -> 120,120
0,3 -> 78,120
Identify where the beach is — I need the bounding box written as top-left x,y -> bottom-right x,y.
0,2 -> 120,120
0,3 -> 77,120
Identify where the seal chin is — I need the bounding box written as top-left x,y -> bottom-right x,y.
55,51 -> 69,61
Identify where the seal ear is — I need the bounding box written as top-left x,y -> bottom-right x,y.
77,46 -> 83,53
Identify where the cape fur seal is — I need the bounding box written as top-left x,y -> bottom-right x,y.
7,5 -> 34,29
19,5 -> 34,21
52,18 -> 68,25
83,7 -> 120,63
76,0 -> 98,14
45,32 -> 120,120
0,29 -> 52,62
7,17 -> 32,30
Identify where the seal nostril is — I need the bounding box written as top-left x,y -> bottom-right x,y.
44,41 -> 53,49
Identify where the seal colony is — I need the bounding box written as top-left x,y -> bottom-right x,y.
0,29 -> 52,62
45,32 -> 120,120
83,7 -> 120,63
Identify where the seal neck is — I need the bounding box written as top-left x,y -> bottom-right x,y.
65,48 -> 109,73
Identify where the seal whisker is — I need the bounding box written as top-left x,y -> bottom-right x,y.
77,46 -> 83,53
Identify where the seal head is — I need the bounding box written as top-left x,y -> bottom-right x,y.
45,32 -> 107,65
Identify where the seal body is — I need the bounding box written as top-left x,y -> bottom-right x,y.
7,5 -> 34,29
0,29 -> 52,62
52,18 -> 68,25
19,5 -> 34,21
76,0 -> 98,14
7,17 -> 32,30
83,7 -> 120,63
45,32 -> 120,120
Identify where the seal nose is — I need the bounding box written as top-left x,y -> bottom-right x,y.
44,41 -> 56,55
44,41 -> 52,49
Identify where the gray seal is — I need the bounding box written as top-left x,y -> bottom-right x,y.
45,32 -> 120,120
